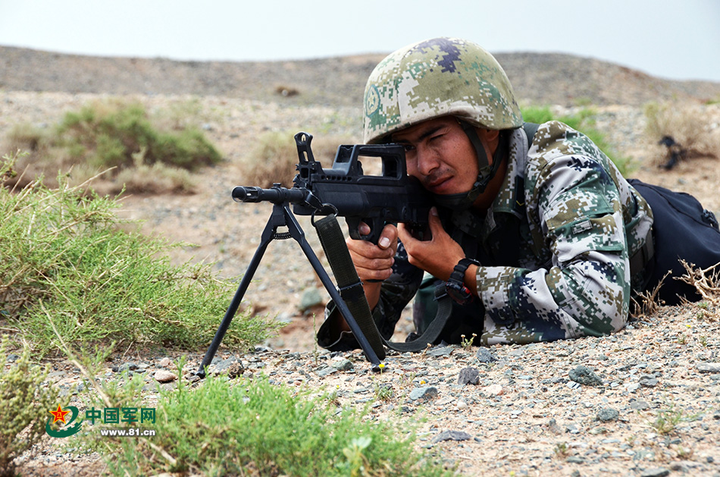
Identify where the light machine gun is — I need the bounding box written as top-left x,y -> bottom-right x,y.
197,132 -> 433,376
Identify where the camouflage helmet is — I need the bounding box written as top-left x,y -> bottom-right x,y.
363,37 -> 522,144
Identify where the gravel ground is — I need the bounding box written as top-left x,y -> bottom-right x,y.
2,49 -> 720,476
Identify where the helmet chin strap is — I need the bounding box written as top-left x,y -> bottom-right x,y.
433,120 -> 506,210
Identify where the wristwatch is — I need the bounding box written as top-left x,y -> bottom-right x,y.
445,258 -> 480,305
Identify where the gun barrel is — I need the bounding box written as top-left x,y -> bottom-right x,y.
232,186 -> 310,205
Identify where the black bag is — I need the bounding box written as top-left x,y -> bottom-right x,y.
628,179 -> 720,305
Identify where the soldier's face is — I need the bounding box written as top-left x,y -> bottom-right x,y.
392,117 -> 492,196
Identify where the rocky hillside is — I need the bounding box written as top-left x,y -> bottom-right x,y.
2,45 -> 720,108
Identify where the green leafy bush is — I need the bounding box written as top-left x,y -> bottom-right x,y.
0,153 -> 273,355
2,99 -> 221,194
0,337 -> 59,477
521,106 -> 634,176
81,374 -> 452,477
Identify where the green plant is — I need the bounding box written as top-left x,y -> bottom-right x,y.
77,375 -> 452,476
1,98 -> 221,194
0,337 -> 59,476
521,106 -> 634,176
554,442 -> 569,457
460,333 -> 477,351
649,404 -> 685,435
0,152 -> 274,355
373,381 -> 394,402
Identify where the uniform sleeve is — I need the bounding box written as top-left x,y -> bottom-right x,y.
478,153 -> 630,345
317,241 -> 422,350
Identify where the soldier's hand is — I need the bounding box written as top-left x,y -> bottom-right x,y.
346,222 -> 398,283
398,207 -> 464,281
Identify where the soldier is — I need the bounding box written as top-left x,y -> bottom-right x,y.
317,37 -> 717,351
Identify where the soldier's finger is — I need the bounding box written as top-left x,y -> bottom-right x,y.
378,224 -> 398,250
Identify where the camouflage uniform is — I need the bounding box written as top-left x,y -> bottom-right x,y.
318,121 -> 653,349
317,38 -> 654,350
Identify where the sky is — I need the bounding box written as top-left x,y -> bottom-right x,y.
1,0 -> 719,82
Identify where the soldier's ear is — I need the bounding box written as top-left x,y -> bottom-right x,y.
476,128 -> 500,149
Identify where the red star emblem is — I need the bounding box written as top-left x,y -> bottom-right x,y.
49,404 -> 70,424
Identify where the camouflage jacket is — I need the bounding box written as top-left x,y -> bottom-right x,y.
317,121 -> 653,349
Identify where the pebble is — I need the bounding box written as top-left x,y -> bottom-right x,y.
159,357 -> 173,368
597,407 -> 620,422
569,365 -> 604,386
457,367 -> 480,385
427,345 -> 454,357
409,386 -> 438,401
696,363 -> 720,373
630,400 -> 650,411
484,384 -> 505,396
640,468 -> 670,477
299,287 -> 323,311
207,357 -> 244,378
431,430 -> 472,444
476,347 -> 498,363
331,359 -> 353,371
154,370 -> 177,383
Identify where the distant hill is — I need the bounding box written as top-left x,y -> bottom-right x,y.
1,46 -> 719,108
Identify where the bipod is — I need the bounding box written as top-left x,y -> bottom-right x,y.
196,194 -> 384,378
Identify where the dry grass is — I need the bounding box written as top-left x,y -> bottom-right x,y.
644,102 -> 719,166
239,131 -> 352,188
677,260 -> 720,317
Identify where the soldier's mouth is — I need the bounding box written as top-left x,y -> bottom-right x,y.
426,176 -> 452,193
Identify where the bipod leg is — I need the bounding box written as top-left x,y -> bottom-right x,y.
282,206 -> 383,367
196,204 -> 286,377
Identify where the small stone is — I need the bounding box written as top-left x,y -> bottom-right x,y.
569,366 -> 603,386
299,287 -> 323,311
640,468 -> 670,477
427,345 -> 454,357
639,376 -> 658,387
331,359 -> 354,371
316,366 -> 337,377
458,367 -> 480,385
431,430 -> 472,444
547,418 -> 563,435
159,357 -> 173,368
597,407 -> 619,422
476,348 -> 498,363
697,363 -> 720,373
409,386 -> 438,401
154,370 -> 177,383
566,456 -> 585,464
484,384 -> 505,396
207,357 -> 244,378
630,400 -> 650,411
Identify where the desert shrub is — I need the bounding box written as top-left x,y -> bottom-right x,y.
240,131 -> 350,188
644,101 -> 718,161
1,98 -> 222,194
76,374 -> 452,477
0,153 -> 273,356
0,337 -> 59,477
521,106 -> 634,176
